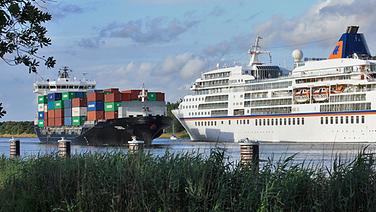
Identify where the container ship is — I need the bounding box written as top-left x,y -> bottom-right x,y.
173,26 -> 376,143
34,67 -> 170,146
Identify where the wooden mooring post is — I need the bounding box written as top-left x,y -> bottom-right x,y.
9,138 -> 20,159
239,140 -> 259,167
58,137 -> 71,158
128,136 -> 144,153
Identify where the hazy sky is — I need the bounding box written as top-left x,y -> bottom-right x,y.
1,0 -> 376,121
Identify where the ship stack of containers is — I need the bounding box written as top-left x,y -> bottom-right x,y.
62,92 -> 74,126
37,95 -> 47,127
87,90 -> 105,121
104,88 -> 121,120
72,92 -> 87,126
47,93 -> 62,127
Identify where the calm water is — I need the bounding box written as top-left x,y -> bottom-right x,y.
1,137 -> 376,168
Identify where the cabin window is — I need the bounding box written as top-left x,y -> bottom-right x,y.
302,118 -> 305,125
346,116 -> 349,124
321,117 -> 324,125
361,116 -> 365,123
284,118 -> 287,125
255,119 -> 258,126
247,120 -> 250,125
335,116 -> 338,124
228,120 -> 231,125
288,118 -> 291,125
356,116 -> 359,124
351,116 -> 354,124
297,118 -> 300,125
267,119 -> 270,126
221,121 -> 224,124
271,119 -> 274,126
340,116 -> 344,124
280,119 -> 283,125
325,117 -> 329,124
263,119 -> 266,125
330,117 -> 334,124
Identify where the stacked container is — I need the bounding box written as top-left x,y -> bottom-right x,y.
63,92 -> 73,126
104,88 -> 121,119
87,90 -> 105,121
37,95 -> 47,127
72,95 -> 87,126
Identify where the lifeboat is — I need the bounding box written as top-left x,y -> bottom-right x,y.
312,87 -> 329,102
330,84 -> 346,94
294,89 -> 310,103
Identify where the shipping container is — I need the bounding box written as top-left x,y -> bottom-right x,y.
147,92 -> 157,101
72,116 -> 86,126
105,111 -> 118,120
38,104 -> 45,112
87,111 -> 104,121
122,90 -> 143,101
104,92 -> 121,102
38,95 -> 47,104
87,91 -> 104,102
38,120 -> 44,127
104,102 -> 121,112
64,117 -> 72,126
156,92 -> 165,101
48,110 -> 55,118
54,100 -> 64,109
121,92 -> 131,101
72,107 -> 87,116
48,93 -> 62,101
87,101 -> 104,111
63,100 -> 72,108
104,88 -> 119,93
74,92 -> 86,99
64,108 -> 72,117
55,117 -> 64,127
62,92 -> 75,100
47,101 -> 55,110
118,106 -> 127,118
44,105 -> 48,112
72,98 -> 87,107
38,111 -> 44,119
48,118 -> 55,127
55,109 -> 64,118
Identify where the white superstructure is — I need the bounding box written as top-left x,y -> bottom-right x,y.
173,26 -> 376,143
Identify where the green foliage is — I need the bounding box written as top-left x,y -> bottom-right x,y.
0,151 -> 376,211
165,101 -> 185,133
0,0 -> 55,72
0,121 -> 34,134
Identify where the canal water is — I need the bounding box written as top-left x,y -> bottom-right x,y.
1,137 -> 376,168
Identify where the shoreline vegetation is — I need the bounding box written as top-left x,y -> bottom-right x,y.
0,150 -> 375,211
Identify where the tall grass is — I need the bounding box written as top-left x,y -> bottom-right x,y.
0,150 -> 376,211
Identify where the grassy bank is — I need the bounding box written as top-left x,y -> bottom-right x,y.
0,150 -> 376,211
159,131 -> 189,139
0,133 -> 37,138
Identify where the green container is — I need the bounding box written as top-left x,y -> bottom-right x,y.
105,102 -> 120,112
54,100 -> 64,109
147,92 -> 157,101
72,116 -> 86,126
62,92 -> 75,100
38,120 -> 44,127
38,95 -> 47,104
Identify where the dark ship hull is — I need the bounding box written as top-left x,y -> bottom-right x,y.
35,116 -> 171,146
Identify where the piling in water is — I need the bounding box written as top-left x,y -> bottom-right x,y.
239,140 -> 259,167
58,137 -> 71,158
128,136 -> 144,153
9,138 -> 20,159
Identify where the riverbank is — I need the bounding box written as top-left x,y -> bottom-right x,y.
0,150 -> 375,211
159,131 -> 189,139
0,133 -> 37,138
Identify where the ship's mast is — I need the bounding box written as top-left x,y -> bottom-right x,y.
248,36 -> 272,79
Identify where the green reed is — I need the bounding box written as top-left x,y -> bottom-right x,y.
0,150 -> 375,211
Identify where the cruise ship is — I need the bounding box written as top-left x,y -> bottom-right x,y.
173,26 -> 376,143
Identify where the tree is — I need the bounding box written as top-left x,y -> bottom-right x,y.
0,0 -> 55,73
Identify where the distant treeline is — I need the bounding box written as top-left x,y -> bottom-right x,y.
0,121 -> 34,135
166,101 -> 185,133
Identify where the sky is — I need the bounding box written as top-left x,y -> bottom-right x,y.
2,0 -> 376,121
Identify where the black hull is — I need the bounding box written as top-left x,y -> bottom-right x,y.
35,116 -> 171,146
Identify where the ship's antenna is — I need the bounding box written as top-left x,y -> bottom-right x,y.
248,36 -> 272,66
138,83 -> 147,103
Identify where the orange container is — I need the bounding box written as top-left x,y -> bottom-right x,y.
105,111 -> 118,120
121,92 -> 131,101
55,109 -> 64,118
156,92 -> 165,101
48,118 -> 55,127
48,110 -> 55,118
104,92 -> 121,102
55,118 -> 64,127
87,92 -> 104,102
87,111 -> 104,121
72,98 -> 87,107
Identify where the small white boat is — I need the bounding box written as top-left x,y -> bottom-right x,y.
170,135 -> 177,140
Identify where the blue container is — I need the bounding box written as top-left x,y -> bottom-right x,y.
64,108 -> 72,117
74,92 -> 86,99
38,112 -> 44,119
64,117 -> 72,126
63,100 -> 72,109
47,101 -> 55,110
87,101 -> 104,111
47,93 -> 62,101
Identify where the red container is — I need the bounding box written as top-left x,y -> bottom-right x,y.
72,98 -> 87,107
48,118 -> 55,127
55,117 -> 64,127
105,111 -> 118,120
156,92 -> 165,101
104,88 -> 119,93
55,109 -> 64,118
48,110 -> 55,118
122,90 -> 143,101
87,91 -> 104,102
121,92 -> 131,101
105,92 -> 121,102
87,111 -> 104,121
